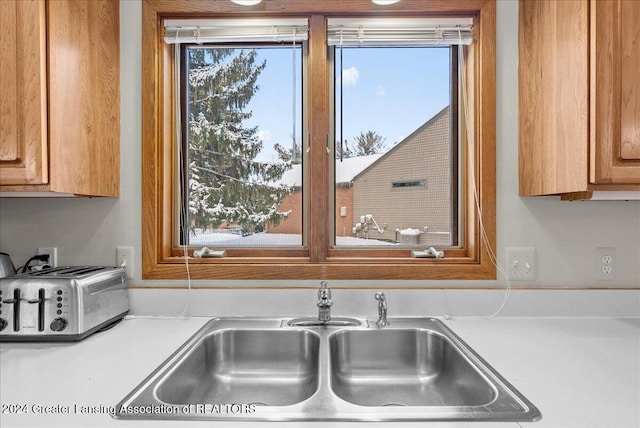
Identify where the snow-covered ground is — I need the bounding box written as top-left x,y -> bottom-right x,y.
189,230 -> 397,247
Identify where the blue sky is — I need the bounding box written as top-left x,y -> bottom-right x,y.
246,46 -> 451,162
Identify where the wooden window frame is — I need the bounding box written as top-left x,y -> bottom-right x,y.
141,0 -> 496,281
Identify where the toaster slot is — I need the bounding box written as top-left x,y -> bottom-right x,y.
38,288 -> 45,332
0,289 -> 7,332
13,289 -> 20,332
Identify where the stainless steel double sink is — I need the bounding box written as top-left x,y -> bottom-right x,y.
115,317 -> 541,422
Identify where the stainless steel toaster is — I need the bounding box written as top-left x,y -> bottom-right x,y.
0,266 -> 128,341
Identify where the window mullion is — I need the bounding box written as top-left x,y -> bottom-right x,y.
307,15 -> 330,263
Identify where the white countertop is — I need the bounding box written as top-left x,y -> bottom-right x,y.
1,316 -> 639,428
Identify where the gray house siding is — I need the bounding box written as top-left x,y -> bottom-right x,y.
351,106 -> 451,246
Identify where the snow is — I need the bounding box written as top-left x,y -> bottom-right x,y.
189,230 -> 397,247
274,154 -> 383,188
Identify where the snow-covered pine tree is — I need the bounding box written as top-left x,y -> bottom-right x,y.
187,48 -> 293,235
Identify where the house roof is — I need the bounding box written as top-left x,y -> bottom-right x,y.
336,153 -> 382,183
352,105 -> 450,182
276,153 -> 382,188
274,105 -> 449,188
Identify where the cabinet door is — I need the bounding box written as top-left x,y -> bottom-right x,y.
590,0 -> 640,184
47,0 -> 120,196
0,0 -> 47,185
519,0 -> 590,196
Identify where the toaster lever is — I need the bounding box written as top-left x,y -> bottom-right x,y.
23,290 -> 46,331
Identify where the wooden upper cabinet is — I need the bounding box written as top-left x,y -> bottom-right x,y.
519,0 -> 640,198
0,0 -> 119,197
590,0 -> 640,184
0,0 -> 48,186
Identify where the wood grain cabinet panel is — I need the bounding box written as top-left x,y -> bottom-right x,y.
519,0 -> 640,198
590,0 -> 640,184
0,0 -> 119,197
0,0 -> 48,185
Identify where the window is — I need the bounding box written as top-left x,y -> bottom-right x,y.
165,19 -> 307,250
392,181 -> 426,189
141,0 -> 496,281
328,18 -> 471,249
333,47 -> 454,248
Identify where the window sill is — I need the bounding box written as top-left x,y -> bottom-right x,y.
143,256 -> 495,281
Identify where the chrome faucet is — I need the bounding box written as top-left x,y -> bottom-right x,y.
317,281 -> 333,323
374,292 -> 389,328
287,281 -> 360,327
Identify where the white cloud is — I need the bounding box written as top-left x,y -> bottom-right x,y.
257,130 -> 272,142
376,86 -> 386,96
342,66 -> 359,85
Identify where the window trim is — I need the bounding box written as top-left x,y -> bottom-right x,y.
141,0 -> 496,281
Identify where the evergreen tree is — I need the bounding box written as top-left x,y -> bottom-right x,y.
274,140 -> 302,165
187,48 -> 292,235
352,131 -> 387,156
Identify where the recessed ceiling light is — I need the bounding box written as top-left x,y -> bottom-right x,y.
231,0 -> 262,6
371,0 -> 400,5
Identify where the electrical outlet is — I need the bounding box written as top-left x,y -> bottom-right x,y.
596,247 -> 615,281
37,247 -> 58,268
505,247 -> 536,281
116,246 -> 134,280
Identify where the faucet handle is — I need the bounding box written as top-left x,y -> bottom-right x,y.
318,281 -> 331,300
374,292 -> 389,328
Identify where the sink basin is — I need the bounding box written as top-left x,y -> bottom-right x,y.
156,329 -> 320,406
115,317 -> 541,422
330,329 -> 496,407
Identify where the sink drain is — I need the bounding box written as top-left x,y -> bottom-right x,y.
382,403 -> 407,407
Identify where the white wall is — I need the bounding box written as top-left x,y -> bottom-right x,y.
1,0 -> 639,290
